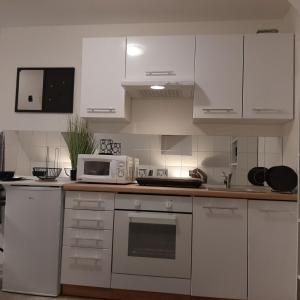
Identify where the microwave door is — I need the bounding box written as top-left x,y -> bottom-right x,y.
83,160 -> 116,182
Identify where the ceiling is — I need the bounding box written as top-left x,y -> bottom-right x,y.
0,0 -> 291,27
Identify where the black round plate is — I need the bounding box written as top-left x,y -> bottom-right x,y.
265,166 -> 298,192
248,167 -> 268,186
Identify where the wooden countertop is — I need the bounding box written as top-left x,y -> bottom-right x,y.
63,183 -> 298,201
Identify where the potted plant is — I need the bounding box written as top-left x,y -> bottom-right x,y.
64,116 -> 97,180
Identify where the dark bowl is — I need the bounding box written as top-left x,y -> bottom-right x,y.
0,171 -> 15,181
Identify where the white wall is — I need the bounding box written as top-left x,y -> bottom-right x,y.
0,17 -> 293,134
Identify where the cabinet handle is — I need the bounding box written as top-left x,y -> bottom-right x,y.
203,206 -> 239,211
69,255 -> 102,262
72,217 -> 103,222
73,199 -> 104,208
72,217 -> 104,229
252,108 -> 282,113
202,108 -> 234,113
145,71 -> 176,76
73,237 -> 104,242
87,108 -> 116,113
259,208 -> 292,213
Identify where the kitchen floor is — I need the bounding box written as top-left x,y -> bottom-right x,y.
0,292 -> 94,300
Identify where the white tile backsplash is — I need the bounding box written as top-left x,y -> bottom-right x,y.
3,131 -> 284,185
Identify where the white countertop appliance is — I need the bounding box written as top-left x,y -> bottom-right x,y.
112,193 -> 192,295
2,185 -> 63,296
77,155 -> 135,184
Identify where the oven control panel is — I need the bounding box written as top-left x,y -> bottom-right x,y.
115,194 -> 192,213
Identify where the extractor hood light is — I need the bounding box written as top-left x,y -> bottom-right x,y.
127,44 -> 144,56
150,85 -> 165,90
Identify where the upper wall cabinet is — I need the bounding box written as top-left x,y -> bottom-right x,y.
125,36 -> 195,82
193,35 -> 243,119
243,33 -> 294,120
80,37 -> 129,120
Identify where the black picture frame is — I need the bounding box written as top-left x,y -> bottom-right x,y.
15,67 -> 75,113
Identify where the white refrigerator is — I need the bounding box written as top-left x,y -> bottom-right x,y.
2,185 -> 63,296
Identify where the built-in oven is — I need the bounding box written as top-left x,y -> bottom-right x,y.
112,194 -> 192,281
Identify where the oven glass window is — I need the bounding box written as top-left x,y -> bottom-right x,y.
84,161 -> 110,176
128,223 -> 176,259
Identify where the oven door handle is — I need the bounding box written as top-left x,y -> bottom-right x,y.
128,212 -> 177,225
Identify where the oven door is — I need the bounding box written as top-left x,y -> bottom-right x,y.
112,210 -> 192,279
77,158 -> 117,183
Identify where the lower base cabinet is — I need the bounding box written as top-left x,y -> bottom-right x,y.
61,191 -> 115,288
248,200 -> 297,300
61,247 -> 112,288
191,197 -> 247,299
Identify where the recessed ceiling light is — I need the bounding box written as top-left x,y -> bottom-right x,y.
127,44 -> 144,56
150,85 -> 165,90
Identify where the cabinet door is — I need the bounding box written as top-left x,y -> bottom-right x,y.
243,34 -> 294,120
126,36 -> 195,82
248,200 -> 297,300
80,37 -> 129,119
193,35 -> 243,119
192,198 -> 247,299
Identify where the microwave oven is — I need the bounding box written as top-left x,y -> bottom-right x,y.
77,155 -> 138,184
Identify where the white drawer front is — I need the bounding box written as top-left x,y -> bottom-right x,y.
65,191 -> 115,211
61,246 -> 111,288
64,209 -> 114,230
63,228 -> 113,249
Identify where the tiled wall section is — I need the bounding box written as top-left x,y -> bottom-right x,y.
4,131 -> 283,185
5,131 -> 70,177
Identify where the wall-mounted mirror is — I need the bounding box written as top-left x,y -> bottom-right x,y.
15,67 -> 75,113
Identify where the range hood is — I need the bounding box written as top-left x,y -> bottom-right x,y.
121,80 -> 194,99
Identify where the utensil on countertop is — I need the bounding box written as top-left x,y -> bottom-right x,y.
136,177 -> 203,188
265,165 -> 297,192
0,171 -> 15,181
32,147 -> 62,180
248,167 -> 268,186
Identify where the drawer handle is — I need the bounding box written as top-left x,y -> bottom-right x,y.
259,209 -> 292,213
71,237 -> 104,248
69,255 -> 102,262
73,237 -> 104,242
87,108 -> 116,113
73,199 -> 105,208
203,206 -> 239,211
252,108 -> 282,113
72,218 -> 104,229
202,108 -> 234,113
145,70 -> 176,76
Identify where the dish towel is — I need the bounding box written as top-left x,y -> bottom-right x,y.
0,132 -> 5,172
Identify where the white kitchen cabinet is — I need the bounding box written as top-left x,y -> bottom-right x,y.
125,36 -> 195,82
61,191 -> 115,288
248,200 -> 297,300
192,197 -> 247,299
243,33 -> 294,120
80,37 -> 130,119
193,35 -> 243,119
